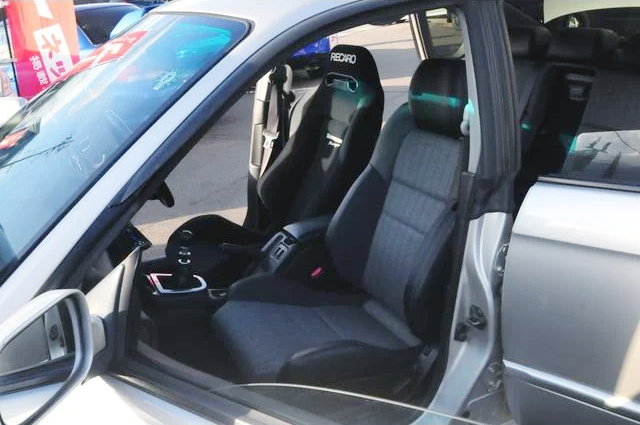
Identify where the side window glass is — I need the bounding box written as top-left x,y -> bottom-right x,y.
426,8 -> 464,58
561,130 -> 640,184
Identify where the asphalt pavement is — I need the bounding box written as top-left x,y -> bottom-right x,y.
133,22 -> 421,259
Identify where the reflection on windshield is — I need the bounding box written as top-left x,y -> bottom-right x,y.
0,14 -> 247,284
213,383 -> 486,425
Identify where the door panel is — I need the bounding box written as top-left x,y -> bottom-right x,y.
39,376 -> 217,425
86,247 -> 140,374
503,182 -> 640,425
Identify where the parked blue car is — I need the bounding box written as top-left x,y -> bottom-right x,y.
289,37 -> 334,78
75,2 -> 142,57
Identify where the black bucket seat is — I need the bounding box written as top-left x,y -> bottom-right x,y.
212,59 -> 468,393
165,45 -> 384,282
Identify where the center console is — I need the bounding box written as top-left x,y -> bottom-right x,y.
141,215 -> 333,313
254,215 -> 332,276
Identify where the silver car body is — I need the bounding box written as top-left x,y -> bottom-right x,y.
503,181 -> 640,424
5,0 -> 634,424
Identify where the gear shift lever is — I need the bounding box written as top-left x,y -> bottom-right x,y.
170,229 -> 197,289
145,229 -> 207,295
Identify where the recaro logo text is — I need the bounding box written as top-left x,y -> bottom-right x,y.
331,52 -> 357,64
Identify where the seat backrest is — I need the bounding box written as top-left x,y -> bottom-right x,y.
257,45 -> 384,230
326,59 -> 467,340
575,38 -> 638,136
546,27 -> 618,65
509,25 -> 552,152
513,28 -> 619,205
561,32 -> 640,176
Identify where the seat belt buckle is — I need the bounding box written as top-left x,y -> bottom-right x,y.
263,130 -> 279,148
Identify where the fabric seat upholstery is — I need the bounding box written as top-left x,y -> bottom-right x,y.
213,59 -> 468,390
166,45 -> 384,281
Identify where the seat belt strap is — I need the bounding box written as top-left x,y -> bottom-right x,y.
260,84 -> 280,176
439,134 -> 475,350
260,65 -> 293,177
517,65 -> 543,124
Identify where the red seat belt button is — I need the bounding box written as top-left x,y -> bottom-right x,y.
310,266 -> 324,278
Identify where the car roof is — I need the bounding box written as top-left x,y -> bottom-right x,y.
154,0 -> 360,26
75,2 -> 140,12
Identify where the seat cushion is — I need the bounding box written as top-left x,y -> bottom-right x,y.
213,275 -> 418,383
165,215 -> 264,284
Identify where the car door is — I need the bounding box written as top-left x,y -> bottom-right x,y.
0,248 -> 223,425
502,178 -> 640,423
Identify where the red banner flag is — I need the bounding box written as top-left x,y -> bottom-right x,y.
6,0 -> 79,98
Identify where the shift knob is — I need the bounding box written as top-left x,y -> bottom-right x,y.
177,229 -> 194,257
173,229 -> 194,289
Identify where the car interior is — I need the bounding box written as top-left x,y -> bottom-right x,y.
110,13 -> 471,402
158,44 -> 385,289
506,3 -> 640,209
77,0 -> 640,411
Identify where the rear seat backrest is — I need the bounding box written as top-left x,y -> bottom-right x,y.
562,31 -> 640,176
577,32 -> 640,135
513,28 -> 619,207
509,26 -> 552,152
546,28 -> 619,65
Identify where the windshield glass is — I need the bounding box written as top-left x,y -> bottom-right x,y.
215,384 -> 486,425
0,13 -> 247,284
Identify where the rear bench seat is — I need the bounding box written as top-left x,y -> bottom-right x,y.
570,32 -> 640,136
511,27 -> 620,207
562,32 -> 640,177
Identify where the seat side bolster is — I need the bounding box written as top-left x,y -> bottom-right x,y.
277,340 -> 421,386
404,213 -> 456,341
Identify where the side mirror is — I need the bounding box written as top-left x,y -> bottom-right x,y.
0,290 -> 93,425
0,97 -> 27,127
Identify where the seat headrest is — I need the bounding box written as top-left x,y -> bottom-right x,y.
547,28 -> 618,64
509,26 -> 552,59
614,33 -> 640,70
409,59 -> 467,138
323,45 -> 380,90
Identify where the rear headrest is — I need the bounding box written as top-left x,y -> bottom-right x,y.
409,59 -> 467,138
509,26 -> 551,59
324,45 -> 380,89
615,33 -> 640,70
547,28 -> 618,64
